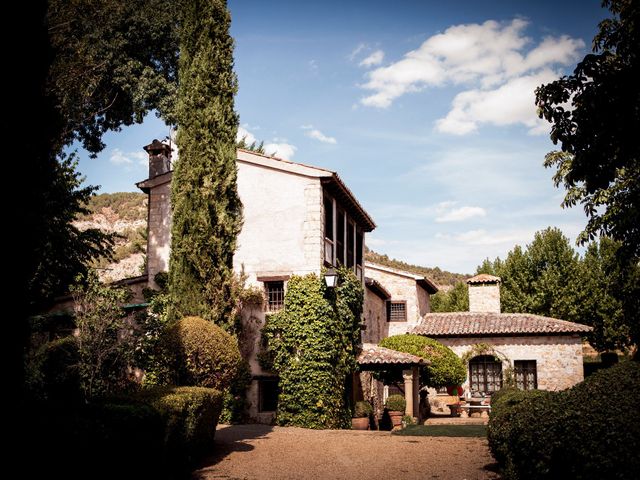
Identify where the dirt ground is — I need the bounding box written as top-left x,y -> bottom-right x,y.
193,424 -> 500,480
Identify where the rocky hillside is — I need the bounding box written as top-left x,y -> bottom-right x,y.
75,192 -> 148,282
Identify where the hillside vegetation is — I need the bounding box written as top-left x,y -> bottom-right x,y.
365,248 -> 468,287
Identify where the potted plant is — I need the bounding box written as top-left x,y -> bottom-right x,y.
385,394 -> 406,429
352,401 -> 373,430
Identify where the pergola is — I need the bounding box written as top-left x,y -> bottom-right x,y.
357,344 -> 428,418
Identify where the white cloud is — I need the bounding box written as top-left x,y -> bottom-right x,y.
110,148 -> 147,167
263,143 -> 297,160
359,18 -> 584,133
301,125 -> 337,144
359,50 -> 385,67
237,125 -> 257,145
435,204 -> 487,222
348,43 -> 367,61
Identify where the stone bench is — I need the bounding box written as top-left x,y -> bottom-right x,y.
460,404 -> 491,418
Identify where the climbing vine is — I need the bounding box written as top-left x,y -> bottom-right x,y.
262,267 -> 363,429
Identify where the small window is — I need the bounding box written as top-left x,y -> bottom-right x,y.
259,378 -> 279,412
514,360 -> 537,390
265,281 -> 285,312
386,301 -> 407,322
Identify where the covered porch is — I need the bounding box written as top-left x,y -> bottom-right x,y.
356,344 -> 428,421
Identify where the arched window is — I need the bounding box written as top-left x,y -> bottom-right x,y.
469,355 -> 502,394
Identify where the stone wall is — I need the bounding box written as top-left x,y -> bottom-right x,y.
364,264 -> 431,337
468,283 -> 500,313
439,334 -> 585,391
362,289 -> 389,344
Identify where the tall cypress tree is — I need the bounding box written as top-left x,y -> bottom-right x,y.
168,0 -> 242,331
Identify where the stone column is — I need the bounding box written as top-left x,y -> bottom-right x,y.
403,369 -> 414,417
412,366 -> 420,418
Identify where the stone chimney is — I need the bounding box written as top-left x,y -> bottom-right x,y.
143,139 -> 171,178
467,274 -> 501,313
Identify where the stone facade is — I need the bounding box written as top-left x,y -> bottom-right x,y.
362,288 -> 389,344
440,335 -> 585,391
364,263 -> 432,338
139,148 -> 375,423
468,283 -> 501,313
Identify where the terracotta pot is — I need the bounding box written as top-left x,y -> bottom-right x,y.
351,417 -> 370,430
389,410 -> 404,428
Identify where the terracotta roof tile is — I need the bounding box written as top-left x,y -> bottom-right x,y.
357,344 -> 428,365
467,274 -> 501,284
410,312 -> 592,337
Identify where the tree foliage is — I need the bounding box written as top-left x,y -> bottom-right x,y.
431,281 -> 469,312
71,272 -> 134,400
378,334 -> 466,388
168,0 -> 242,330
476,228 -> 637,351
535,0 -> 640,258
262,268 -> 364,429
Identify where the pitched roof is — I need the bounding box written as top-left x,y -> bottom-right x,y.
365,277 -> 391,300
137,148 -> 376,231
364,262 -> 439,294
357,344 -> 428,366
467,274 -> 501,284
410,312 -> 592,337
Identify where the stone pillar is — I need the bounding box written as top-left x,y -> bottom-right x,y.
412,366 -> 420,418
403,369 -> 414,417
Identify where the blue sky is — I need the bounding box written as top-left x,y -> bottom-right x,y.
75,0 -> 608,274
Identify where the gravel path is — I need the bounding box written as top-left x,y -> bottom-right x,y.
193,425 -> 500,480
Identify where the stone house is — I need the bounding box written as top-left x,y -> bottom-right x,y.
410,274 -> 592,395
137,140 -> 378,422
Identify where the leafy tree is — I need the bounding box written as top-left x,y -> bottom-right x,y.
168,0 -> 242,330
71,272 -> 134,400
431,281 -> 469,312
577,237 -> 638,351
378,335 -> 466,388
237,135 -> 265,154
535,0 -> 640,259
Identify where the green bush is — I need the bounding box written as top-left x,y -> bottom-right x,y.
219,359 -> 252,424
26,336 -> 81,404
386,394 -> 406,412
488,361 -> 640,479
353,400 -> 373,418
134,385 -> 224,465
378,335 -> 466,388
159,316 -> 241,390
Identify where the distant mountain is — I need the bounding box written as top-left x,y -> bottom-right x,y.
365,248 -> 468,288
75,193 -> 148,282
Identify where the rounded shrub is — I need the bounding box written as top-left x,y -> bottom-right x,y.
385,394 -> 406,412
160,316 -> 241,390
379,334 -> 466,388
26,336 -> 81,404
353,400 -> 373,418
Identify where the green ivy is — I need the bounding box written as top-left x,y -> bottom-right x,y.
262,267 -> 363,429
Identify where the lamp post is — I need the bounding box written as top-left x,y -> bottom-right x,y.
324,267 -> 338,288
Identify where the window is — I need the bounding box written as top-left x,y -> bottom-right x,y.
514,360 -> 537,390
386,301 -> 407,322
336,210 -> 345,265
265,281 -> 285,312
347,220 -> 355,268
469,355 -> 502,394
259,378 -> 279,412
324,197 -> 334,264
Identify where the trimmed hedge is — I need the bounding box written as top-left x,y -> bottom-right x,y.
488,361 -> 640,479
159,316 -> 241,390
134,385 -> 224,465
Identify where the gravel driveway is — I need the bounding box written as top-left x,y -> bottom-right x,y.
193,424 -> 499,480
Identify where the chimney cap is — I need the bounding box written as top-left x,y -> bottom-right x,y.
143,139 -> 171,154
467,274 -> 501,285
